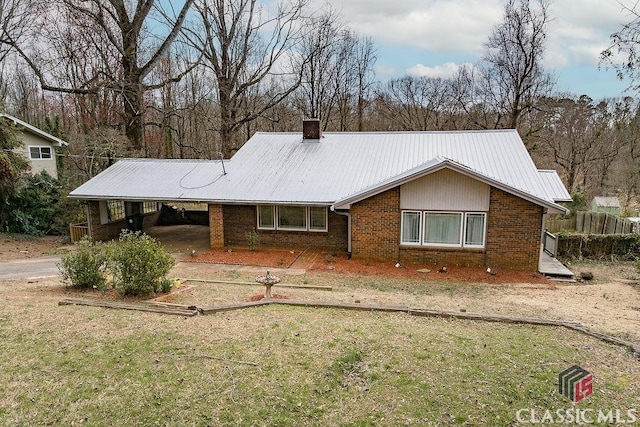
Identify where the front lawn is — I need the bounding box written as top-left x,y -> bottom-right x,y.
1,301 -> 638,426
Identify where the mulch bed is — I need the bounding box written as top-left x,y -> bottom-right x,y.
186,248 -> 301,268
311,254 -> 550,284
186,248 -> 550,284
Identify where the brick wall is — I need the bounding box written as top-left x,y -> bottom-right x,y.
87,201 -> 160,242
208,204 -> 224,248
349,186 -> 543,271
485,187 -> 542,270
399,247 -> 486,267
351,188 -> 401,260
222,205 -> 348,251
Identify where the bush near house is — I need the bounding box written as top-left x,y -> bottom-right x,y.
58,237 -> 107,290
57,230 -> 175,297
4,171 -> 84,236
108,230 -> 175,296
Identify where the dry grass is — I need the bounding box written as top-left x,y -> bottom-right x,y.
0,281 -> 638,426
169,260 -> 640,344
1,234 -> 639,425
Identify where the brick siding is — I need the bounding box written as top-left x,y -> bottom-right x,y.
485,187 -> 542,270
221,205 -> 348,252
87,201 -> 160,242
208,204 -> 224,248
350,188 -> 401,260
349,186 -> 543,271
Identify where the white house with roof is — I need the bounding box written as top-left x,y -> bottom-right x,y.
69,121 -> 571,271
1,113 -> 67,179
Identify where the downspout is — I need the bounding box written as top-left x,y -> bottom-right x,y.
331,206 -> 352,259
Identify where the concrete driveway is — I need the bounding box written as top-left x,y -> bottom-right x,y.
0,256 -> 61,281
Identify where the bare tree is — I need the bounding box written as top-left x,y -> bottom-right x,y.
601,3 -> 640,91
294,11 -> 376,132
186,0 -> 309,157
534,96 -> 627,194
0,0 -> 36,63
5,0 -> 195,151
375,76 -> 457,131
480,0 -> 554,130
294,10 -> 339,128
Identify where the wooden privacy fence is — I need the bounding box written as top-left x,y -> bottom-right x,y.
69,223 -> 89,242
546,212 -> 636,234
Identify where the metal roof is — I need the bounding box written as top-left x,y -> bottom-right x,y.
69,159 -> 228,201
0,113 -> 68,147
69,129 -> 569,213
593,196 -> 621,208
537,170 -> 572,202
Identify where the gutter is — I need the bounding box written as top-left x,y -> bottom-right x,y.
331,206 -> 352,258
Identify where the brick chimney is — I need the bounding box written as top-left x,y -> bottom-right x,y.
302,118 -> 321,140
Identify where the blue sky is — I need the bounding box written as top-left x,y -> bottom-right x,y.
324,0 -> 635,100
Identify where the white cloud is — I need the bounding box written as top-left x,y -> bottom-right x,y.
406,62 -> 473,78
324,0 -> 631,69
543,0 -> 628,68
374,64 -> 397,77
325,0 -> 504,54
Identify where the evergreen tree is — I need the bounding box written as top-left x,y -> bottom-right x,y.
0,118 -> 29,230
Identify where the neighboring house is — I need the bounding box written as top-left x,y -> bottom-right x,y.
1,113 -> 67,179
69,122 -> 570,271
591,196 -> 621,215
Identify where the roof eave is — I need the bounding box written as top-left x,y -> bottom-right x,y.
1,113 -> 68,146
68,193 -> 334,206
332,159 -> 569,215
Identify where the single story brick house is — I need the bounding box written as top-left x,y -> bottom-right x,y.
69,122 -> 571,271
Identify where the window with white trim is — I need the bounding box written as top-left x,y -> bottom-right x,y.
257,205 -> 328,232
309,207 -> 328,232
400,211 -> 486,248
107,200 -> 125,222
143,201 -> 159,214
278,206 -> 306,230
29,146 -> 52,159
257,205 -> 276,230
401,211 -> 421,245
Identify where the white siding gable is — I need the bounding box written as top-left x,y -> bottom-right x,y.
400,168 -> 490,211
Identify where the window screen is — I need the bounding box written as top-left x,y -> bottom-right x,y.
423,212 -> 462,245
277,206 -> 306,229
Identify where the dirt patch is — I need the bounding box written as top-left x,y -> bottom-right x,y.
0,234 -> 70,262
187,247 -> 301,268
246,293 -> 290,302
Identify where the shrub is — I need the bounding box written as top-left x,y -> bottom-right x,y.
58,237 -> 107,290
108,230 -> 175,296
245,230 -> 260,251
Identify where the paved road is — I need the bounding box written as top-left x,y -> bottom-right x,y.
0,256 -> 307,281
0,256 -> 62,281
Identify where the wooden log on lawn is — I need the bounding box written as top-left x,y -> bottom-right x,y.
59,298 -> 197,316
